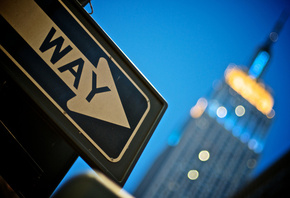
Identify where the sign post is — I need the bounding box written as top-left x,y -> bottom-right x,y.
0,0 -> 167,185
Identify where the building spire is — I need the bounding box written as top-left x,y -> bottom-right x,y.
248,10 -> 289,80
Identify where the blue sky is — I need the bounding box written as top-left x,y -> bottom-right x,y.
58,0 -> 290,194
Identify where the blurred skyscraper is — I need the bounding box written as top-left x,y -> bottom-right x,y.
134,12 -> 287,198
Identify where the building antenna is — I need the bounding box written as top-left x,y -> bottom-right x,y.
248,10 -> 289,80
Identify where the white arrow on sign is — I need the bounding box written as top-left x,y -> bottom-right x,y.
67,57 -> 130,128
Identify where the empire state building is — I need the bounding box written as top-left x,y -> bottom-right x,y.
134,13 -> 287,198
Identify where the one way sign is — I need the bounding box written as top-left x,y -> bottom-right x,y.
39,27 -> 131,131
0,0 -> 167,185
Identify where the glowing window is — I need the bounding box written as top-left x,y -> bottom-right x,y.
235,105 -> 245,117
267,109 -> 275,119
248,51 -> 270,79
224,117 -> 235,131
216,106 -> 227,118
208,100 -> 219,118
188,170 -> 199,180
240,132 -> 250,143
198,150 -> 210,161
190,98 -> 208,118
248,139 -> 258,150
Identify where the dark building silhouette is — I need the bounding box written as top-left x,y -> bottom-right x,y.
134,12 -> 288,198
233,150 -> 290,198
